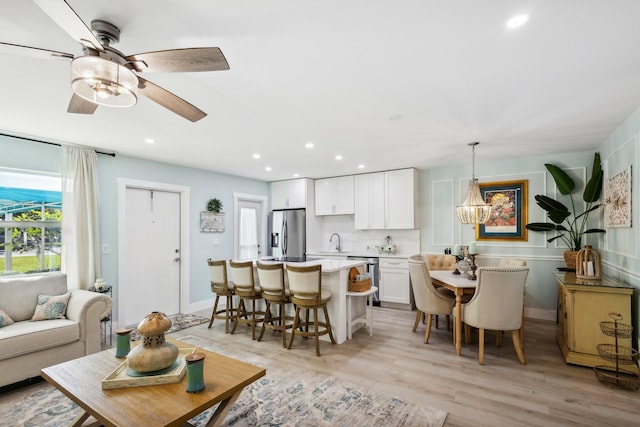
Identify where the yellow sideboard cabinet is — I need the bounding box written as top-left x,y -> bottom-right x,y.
554,272 -> 634,367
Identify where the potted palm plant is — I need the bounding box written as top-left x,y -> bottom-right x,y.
525,152 -> 605,269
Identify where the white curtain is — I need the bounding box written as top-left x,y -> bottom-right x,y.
239,207 -> 258,260
61,146 -> 101,290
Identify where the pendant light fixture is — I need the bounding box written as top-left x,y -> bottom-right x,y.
456,142 -> 492,224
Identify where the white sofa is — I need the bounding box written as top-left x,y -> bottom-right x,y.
0,272 -> 112,387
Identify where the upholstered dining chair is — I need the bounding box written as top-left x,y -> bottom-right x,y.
460,267 -> 529,365
408,255 -> 455,344
207,259 -> 236,333
229,260 -> 265,340
497,258 -> 527,348
256,262 -> 293,347
424,253 -> 458,328
426,254 -> 458,271
285,263 -> 336,356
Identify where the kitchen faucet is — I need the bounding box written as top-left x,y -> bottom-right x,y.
329,233 -> 341,252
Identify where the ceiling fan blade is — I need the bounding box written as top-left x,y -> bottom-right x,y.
0,41 -> 73,60
33,0 -> 104,52
138,76 -> 206,122
126,48 -> 229,73
67,93 -> 98,114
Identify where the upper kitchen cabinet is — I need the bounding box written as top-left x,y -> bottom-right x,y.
385,168 -> 417,229
354,172 -> 385,229
315,176 -> 354,215
271,178 -> 310,209
355,168 -> 417,229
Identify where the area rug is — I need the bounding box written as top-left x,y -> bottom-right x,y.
0,335 -> 447,427
129,313 -> 209,341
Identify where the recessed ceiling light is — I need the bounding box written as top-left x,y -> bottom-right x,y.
265,166 -> 272,172
506,14 -> 529,29
305,142 -> 314,149
252,153 -> 261,159
358,164 -> 365,169
144,138 -> 155,144
335,155 -> 343,160
293,173 -> 300,178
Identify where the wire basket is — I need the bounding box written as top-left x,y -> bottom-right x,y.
593,366 -> 640,390
600,321 -> 633,338
596,344 -> 638,365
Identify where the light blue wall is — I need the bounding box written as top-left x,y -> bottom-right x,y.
4,105 -> 640,338
0,134 -> 269,316
420,150 -> 595,321
600,106 -> 640,337
419,109 -> 640,333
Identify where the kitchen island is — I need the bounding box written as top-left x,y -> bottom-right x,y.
257,258 -> 366,344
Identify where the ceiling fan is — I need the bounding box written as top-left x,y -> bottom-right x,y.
0,0 -> 229,122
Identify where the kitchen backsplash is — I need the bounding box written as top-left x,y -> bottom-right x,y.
316,216 -> 420,255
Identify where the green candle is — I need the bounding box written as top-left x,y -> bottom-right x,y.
185,353 -> 205,393
115,328 -> 132,358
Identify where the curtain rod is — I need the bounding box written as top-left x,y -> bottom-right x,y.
0,132 -> 116,157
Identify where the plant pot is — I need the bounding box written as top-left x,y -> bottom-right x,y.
564,250 -> 579,270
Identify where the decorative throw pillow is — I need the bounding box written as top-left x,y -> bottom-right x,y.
31,292 -> 71,321
0,309 -> 14,328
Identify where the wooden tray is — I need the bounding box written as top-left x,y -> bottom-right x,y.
102,347 -> 196,390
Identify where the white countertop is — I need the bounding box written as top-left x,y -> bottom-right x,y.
306,251 -> 411,259
259,258 -> 365,273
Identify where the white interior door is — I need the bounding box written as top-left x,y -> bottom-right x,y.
121,188 -> 181,326
234,195 -> 266,260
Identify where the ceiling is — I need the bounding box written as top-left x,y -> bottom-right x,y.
1,0 -> 640,182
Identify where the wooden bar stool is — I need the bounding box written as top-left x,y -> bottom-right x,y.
256,262 -> 294,347
229,260 -> 265,340
285,263 -> 336,356
206,259 -> 236,333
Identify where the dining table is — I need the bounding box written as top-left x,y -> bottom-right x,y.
429,270 -> 477,356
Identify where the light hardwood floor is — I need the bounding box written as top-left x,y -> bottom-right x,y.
170,307 -> 639,427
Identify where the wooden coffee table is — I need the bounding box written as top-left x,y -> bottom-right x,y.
40,338 -> 266,427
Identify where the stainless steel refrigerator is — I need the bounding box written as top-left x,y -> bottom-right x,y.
268,208 -> 306,261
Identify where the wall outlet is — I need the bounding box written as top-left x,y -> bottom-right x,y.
101,244 -> 110,254
212,238 -> 220,247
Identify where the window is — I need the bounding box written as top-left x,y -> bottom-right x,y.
0,169 -> 62,275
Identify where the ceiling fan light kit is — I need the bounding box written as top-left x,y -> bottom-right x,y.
0,0 -> 229,121
71,56 -> 138,107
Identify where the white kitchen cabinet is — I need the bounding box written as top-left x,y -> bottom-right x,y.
385,169 -> 417,229
271,178 -> 308,209
379,257 -> 411,309
315,176 -> 354,215
354,172 -> 384,229
354,168 -> 416,229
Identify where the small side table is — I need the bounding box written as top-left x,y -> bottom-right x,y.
346,286 -> 378,339
88,285 -> 113,346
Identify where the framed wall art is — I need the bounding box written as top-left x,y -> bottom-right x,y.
476,179 -> 528,241
605,165 -> 632,228
200,211 -> 225,232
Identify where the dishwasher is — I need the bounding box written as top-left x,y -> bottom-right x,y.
346,256 -> 380,306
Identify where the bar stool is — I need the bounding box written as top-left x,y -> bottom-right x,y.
206,259 -> 235,333
229,260 -> 264,340
346,286 -> 378,339
256,262 -> 294,347
286,263 -> 336,356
